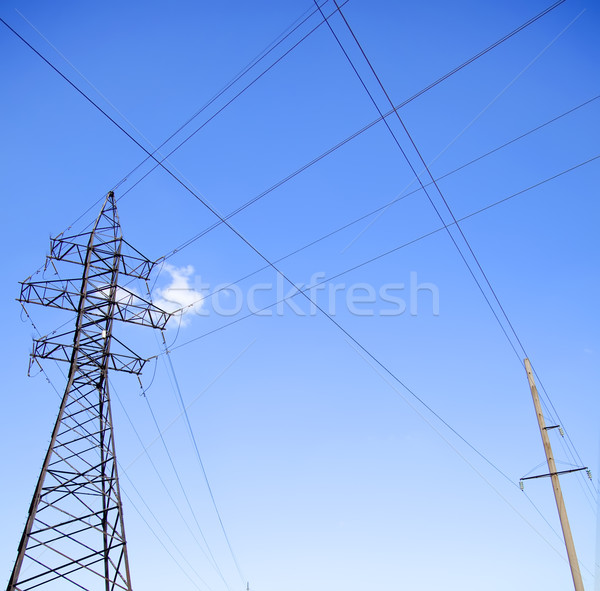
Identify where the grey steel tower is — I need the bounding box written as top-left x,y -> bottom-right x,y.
8,192 -> 170,590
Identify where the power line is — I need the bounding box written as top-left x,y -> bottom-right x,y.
119,471 -> 214,591
0,0 -> 338,240
155,147 -> 597,569
123,339 -> 256,473
0,6 -> 466,492
150,0 -> 572,261
26,85 -> 589,343
323,0 -> 597,507
111,380 -> 232,587
161,346 -> 247,585
1,0 -> 567,259
153,163 -> 597,574
114,0 -> 351,203
165,152 -> 599,326
166,152 -> 600,352
119,485 -> 211,591
143,387 -> 235,590
317,0 -> 514,356
323,0 -> 555,359
346,340 -> 596,579
155,93 -> 599,283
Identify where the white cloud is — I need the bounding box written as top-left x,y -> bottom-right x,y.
152,263 -> 205,328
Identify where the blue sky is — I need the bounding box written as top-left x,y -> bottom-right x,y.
1,1 -> 598,590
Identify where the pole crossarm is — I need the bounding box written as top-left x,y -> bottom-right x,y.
520,467 -> 589,482
7,191 -> 169,591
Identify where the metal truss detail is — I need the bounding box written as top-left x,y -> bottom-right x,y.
20,280 -> 170,330
32,334 -> 147,375
48,236 -> 157,281
7,192 -> 170,591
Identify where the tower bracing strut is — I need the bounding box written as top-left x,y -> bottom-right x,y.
7,192 -> 171,591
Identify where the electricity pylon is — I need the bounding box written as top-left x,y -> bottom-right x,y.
8,192 -> 170,591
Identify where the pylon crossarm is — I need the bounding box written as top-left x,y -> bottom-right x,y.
121,238 -> 158,279
32,339 -> 147,375
49,235 -> 157,282
20,278 -> 81,311
20,279 -> 171,330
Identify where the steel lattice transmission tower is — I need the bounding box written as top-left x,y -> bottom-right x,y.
8,192 -> 171,591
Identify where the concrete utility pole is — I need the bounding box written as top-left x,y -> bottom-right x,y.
524,358 -> 585,591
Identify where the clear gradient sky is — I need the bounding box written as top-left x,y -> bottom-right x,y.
1,1 -> 599,590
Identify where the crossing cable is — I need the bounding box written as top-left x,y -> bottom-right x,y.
0,0 -> 564,249
163,153 -> 600,326
124,0 -> 566,214
157,146 -> 600,551
321,0 -> 597,504
314,0 -> 522,359
0,0 -> 339,239
147,5 -> 576,262
326,0 -> 596,501
113,0 -> 351,204
157,92 -> 599,261
154,151 -> 598,573
163,155 -> 600,500
147,185 -> 595,577
165,153 -> 600,353
40,90 -> 600,324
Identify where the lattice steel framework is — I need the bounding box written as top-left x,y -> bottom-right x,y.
8,192 -> 170,591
